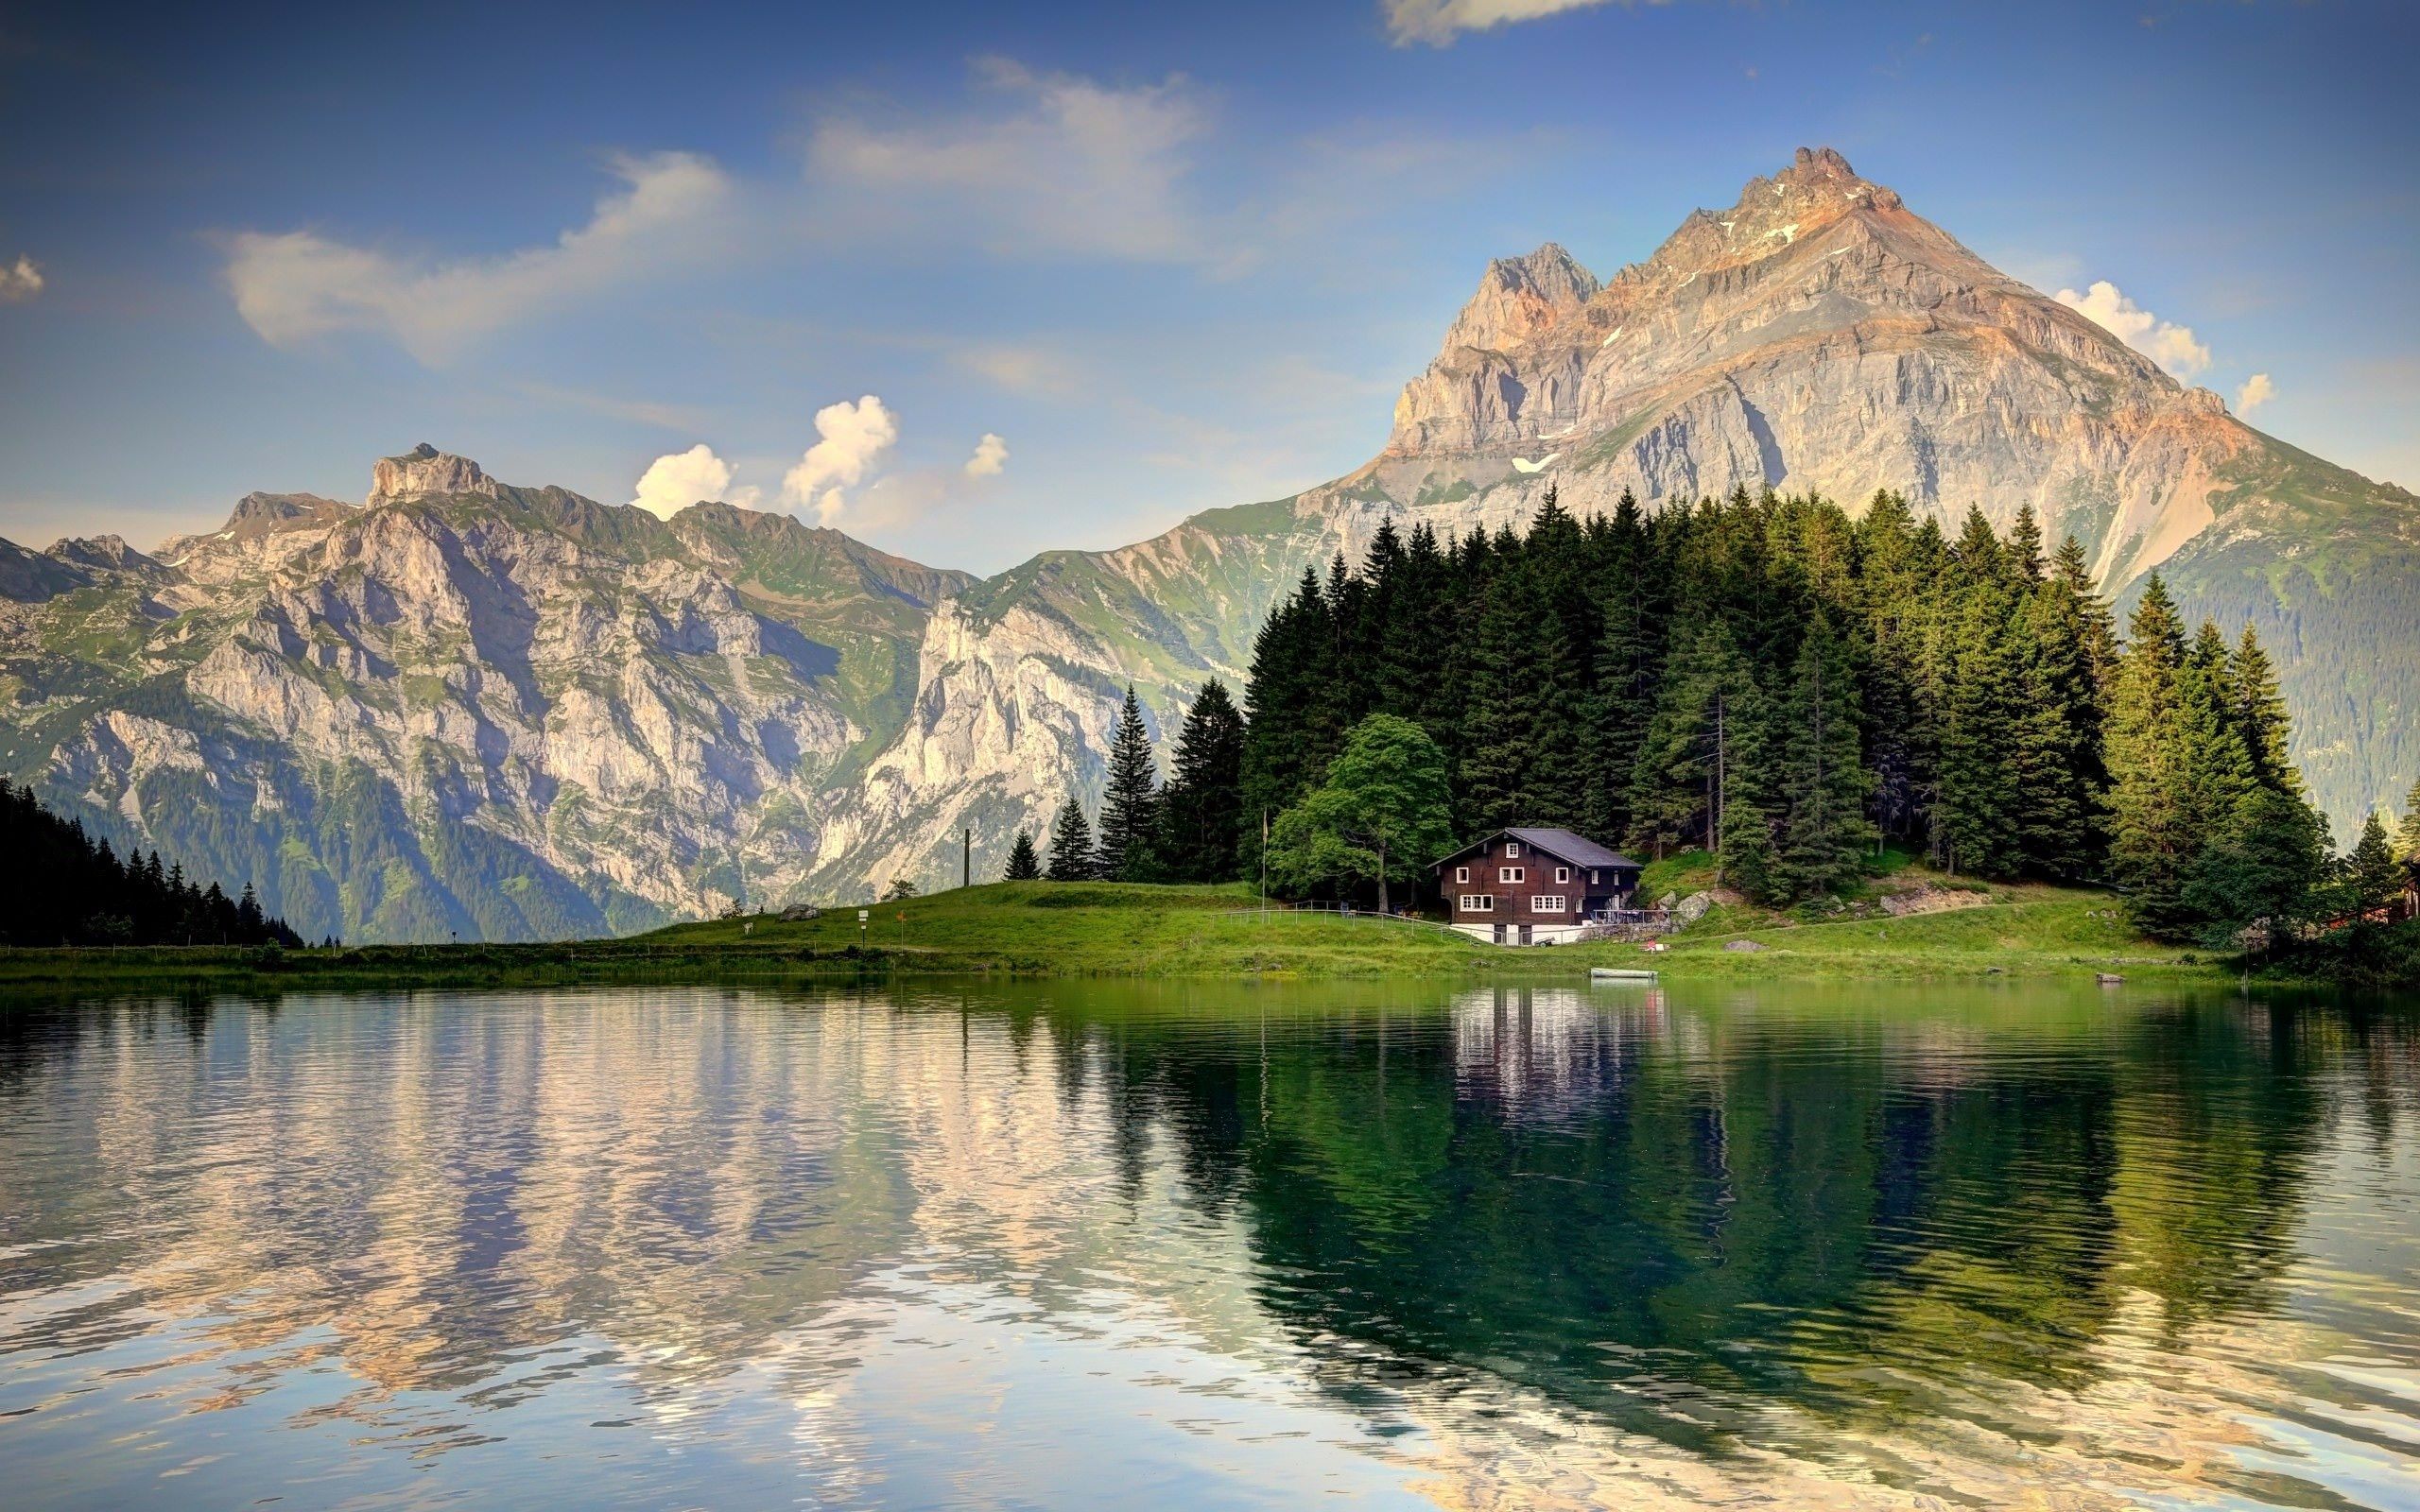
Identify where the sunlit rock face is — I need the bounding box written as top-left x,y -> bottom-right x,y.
4,149 -> 2413,933
3,450 -> 971,939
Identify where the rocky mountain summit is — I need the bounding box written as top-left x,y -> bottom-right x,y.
4,150 -> 2412,937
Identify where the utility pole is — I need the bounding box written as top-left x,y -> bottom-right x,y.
962,827 -> 971,889
1259,808 -> 1269,922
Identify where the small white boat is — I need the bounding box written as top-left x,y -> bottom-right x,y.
1590,968 -> 1658,981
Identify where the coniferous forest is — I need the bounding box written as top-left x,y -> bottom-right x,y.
0,780 -> 304,947
1016,487 -> 2420,963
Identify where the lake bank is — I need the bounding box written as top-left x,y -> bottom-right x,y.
0,880 -> 2228,994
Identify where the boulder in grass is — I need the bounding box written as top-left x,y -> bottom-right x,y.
1722,938 -> 1767,953
780,903 -> 823,922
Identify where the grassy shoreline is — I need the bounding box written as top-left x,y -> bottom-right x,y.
0,880 -> 2232,996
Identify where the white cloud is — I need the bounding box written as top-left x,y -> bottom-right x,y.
1384,0 -> 1627,47
964,433 -> 1009,478
806,59 -> 1212,263
631,443 -> 756,520
2054,279 -> 2212,379
2235,372 -> 2275,417
783,396 -> 899,524
223,152 -> 732,364
0,254 -> 43,301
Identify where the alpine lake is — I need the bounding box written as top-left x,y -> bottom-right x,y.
1,978 -> 2414,1509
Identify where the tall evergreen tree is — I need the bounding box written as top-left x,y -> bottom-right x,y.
1096,687 -> 1160,881
1935,586 -> 2023,876
1157,679 -> 1248,881
2106,576 -> 2196,936
1044,798 -> 1097,883
1628,620 -> 1758,860
1001,831 -> 1042,882
1774,613 -> 1876,899
2230,625 -> 2301,798
2346,812 -> 2405,913
2401,777 -> 2420,861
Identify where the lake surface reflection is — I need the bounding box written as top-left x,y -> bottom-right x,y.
1,981 -> 2415,1508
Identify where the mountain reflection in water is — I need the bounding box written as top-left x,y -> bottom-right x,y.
0,983 -> 2413,1509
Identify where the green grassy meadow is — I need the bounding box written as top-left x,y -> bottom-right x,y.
0,876 -> 2221,996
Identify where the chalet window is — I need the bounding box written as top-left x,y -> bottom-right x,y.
1459,894 -> 1495,912
1590,869 -> 1600,884
1555,866 -> 1570,884
1504,842 -> 1520,858
1501,867 -> 1524,883
1532,895 -> 1567,913
1456,866 -> 1470,884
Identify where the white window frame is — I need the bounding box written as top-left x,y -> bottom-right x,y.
1500,867 -> 1524,883
1455,866 -> 1470,884
1504,842 -> 1521,859
1555,866 -> 1571,884
1459,894 -> 1495,912
1590,868 -> 1600,884
1531,895 -> 1567,913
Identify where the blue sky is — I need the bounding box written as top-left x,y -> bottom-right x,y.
1,0 -> 2412,573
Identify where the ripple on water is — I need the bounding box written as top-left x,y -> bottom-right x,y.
0,983 -> 2412,1509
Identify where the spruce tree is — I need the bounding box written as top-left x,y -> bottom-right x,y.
2106,576 -> 2195,936
1045,798 -> 1097,882
1717,673 -> 1783,903
2401,777 -> 2420,861
1002,831 -> 1042,881
2347,812 -> 2405,913
2230,625 -> 2301,799
1775,612 -> 1876,899
1936,586 -> 2023,876
1096,687 -> 1160,881
1157,679 -> 1248,881
1628,621 -> 1757,859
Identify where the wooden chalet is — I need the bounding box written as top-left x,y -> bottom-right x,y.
1432,827 -> 1643,945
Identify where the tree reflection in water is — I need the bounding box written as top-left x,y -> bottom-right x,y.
0,981 -> 2411,1510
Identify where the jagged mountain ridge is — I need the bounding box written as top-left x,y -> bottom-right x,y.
848,146 -> 2416,877
6,149 -> 2414,936
3,446 -> 973,940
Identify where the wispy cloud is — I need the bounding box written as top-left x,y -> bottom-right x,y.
514,381 -> 709,431
806,58 -> 1214,265
1383,0 -> 1634,47
2235,372 -> 2275,417
2055,279 -> 2212,379
0,253 -> 42,301
222,152 -> 734,364
950,341 -> 1086,397
782,395 -> 899,524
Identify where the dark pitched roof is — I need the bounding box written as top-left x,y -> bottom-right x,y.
1431,827 -> 1640,871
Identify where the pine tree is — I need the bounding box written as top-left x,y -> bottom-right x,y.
1240,568 -> 1342,850
1628,620 -> 1757,860
1582,497 -> 1657,840
1717,673 -> 1783,902
2346,812 -> 2405,913
1096,687 -> 1160,881
2401,777 -> 2420,861
1045,798 -> 1097,882
1157,679 -> 1248,880
2007,503 -> 2045,582
1774,613 -> 1877,899
2105,576 -> 2196,936
1935,585 -> 2023,876
2230,625 -> 2302,799
1002,831 -> 1042,882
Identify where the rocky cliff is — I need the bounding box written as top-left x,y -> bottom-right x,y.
5,150 -> 2412,936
